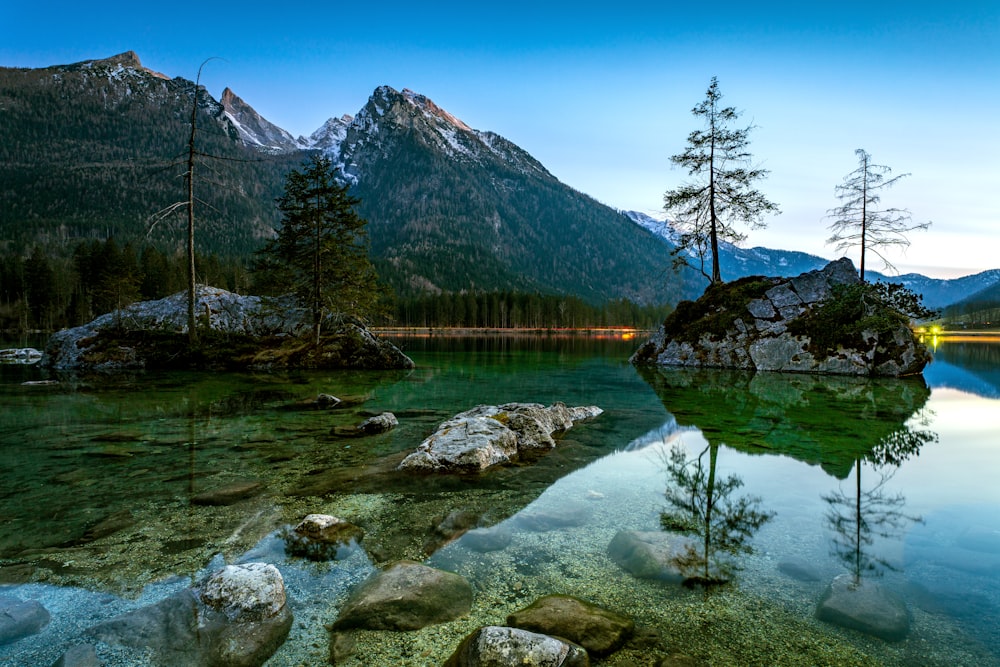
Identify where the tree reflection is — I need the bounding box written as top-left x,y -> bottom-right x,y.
823,413 -> 936,582
660,441 -> 774,588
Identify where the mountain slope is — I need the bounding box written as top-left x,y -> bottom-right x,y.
624,211 -> 830,281
0,52 -> 299,256
626,211 -> 1000,309
312,86 -> 689,304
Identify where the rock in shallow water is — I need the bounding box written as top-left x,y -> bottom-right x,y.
445,625 -> 590,667
815,573 -> 910,641
0,596 -> 50,645
397,402 -> 603,472
332,560 -> 473,631
507,594 -> 634,656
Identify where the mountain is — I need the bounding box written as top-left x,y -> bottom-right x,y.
2,52 -> 995,310
624,211 -> 830,280
220,88 -> 305,153
878,270 -> 1000,311
625,211 -> 1000,310
0,52 -> 301,256
306,85 -> 690,304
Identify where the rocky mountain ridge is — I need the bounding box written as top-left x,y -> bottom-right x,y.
2,51 -> 996,309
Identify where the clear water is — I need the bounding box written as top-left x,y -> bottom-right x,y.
0,334 -> 998,666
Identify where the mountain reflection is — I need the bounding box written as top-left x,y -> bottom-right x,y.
637,367 -> 933,479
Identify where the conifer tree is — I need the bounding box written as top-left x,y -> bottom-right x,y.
664,77 -> 779,285
256,155 -> 381,344
826,149 -> 930,282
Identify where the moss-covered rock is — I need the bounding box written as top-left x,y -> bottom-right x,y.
631,259 -> 929,377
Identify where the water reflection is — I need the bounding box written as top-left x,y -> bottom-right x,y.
638,367 -> 932,479
660,441 -> 774,588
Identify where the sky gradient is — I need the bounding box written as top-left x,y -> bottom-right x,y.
3,1 -> 997,279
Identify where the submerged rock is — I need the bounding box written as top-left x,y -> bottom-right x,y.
815,574 -> 911,641
191,480 -> 264,506
40,285 -> 413,371
632,259 -> 929,377
397,402 -> 603,472
357,412 -> 398,435
0,596 -> 50,645
284,514 -> 364,561
332,560 -> 473,631
507,595 -> 634,656
445,626 -> 590,667
607,530 -> 695,582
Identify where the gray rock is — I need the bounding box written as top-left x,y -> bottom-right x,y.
607,530 -> 694,581
40,286 -> 414,371
397,402 -> 603,472
332,560 -> 473,631
815,574 -> 910,641
445,626 -> 590,667
461,525 -> 513,552
358,412 -> 398,435
50,644 -> 100,667
0,596 -> 50,645
88,563 -> 292,666
507,595 -> 634,656
191,480 -> 263,506
632,258 -> 929,377
316,393 -> 342,409
197,562 -> 287,622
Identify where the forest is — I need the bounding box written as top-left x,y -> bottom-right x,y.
0,237 -> 670,335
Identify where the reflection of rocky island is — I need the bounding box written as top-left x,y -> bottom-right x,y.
638,366 -> 932,479
632,258 -> 930,377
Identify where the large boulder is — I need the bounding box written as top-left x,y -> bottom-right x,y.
631,259 -> 929,377
86,562 -> 292,666
40,285 -> 413,371
445,626 -> 590,667
331,560 -> 473,631
507,595 -> 634,656
815,574 -> 911,641
397,402 -> 603,472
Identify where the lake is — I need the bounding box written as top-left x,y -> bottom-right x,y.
1,333 -> 998,666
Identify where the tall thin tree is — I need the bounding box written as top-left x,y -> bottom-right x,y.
826,149 -> 930,282
664,77 -> 779,285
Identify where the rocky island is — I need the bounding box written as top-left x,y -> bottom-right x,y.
631,258 -> 930,377
40,286 -> 413,371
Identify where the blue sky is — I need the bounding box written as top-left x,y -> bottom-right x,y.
3,1 -> 997,279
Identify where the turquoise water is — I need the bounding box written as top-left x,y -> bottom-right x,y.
0,334 -> 998,665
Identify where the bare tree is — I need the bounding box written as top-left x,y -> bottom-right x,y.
664,77 -> 779,285
826,149 -> 930,282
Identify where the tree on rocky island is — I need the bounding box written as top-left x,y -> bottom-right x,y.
663,77 -> 779,285
826,148 -> 930,282
255,154 -> 383,345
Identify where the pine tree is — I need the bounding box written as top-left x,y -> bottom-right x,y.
256,155 -> 382,344
826,149 -> 930,282
664,77 -> 779,285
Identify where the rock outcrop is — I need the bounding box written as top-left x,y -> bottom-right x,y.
631,259 -> 929,377
397,402 -> 603,472
40,286 -> 413,371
